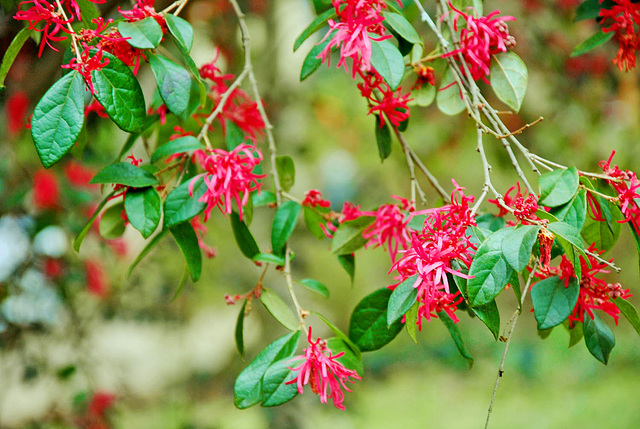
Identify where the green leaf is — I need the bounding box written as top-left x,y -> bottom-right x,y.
294,8 -> 337,51
73,191 -> 115,251
165,14 -> 194,52
124,187 -> 162,238
531,276 -> 580,330
252,253 -> 286,266
260,288 -> 299,331
338,253 -> 356,284
92,51 -> 147,133
547,221 -> 586,280
325,338 -> 364,375
451,0 -> 483,14
409,83 -> 436,107
149,54 -> 198,121
313,311 -> 361,358
581,192 -> 623,252
300,35 -> 331,81
404,302 -> 419,343
614,298 -> 640,337
370,39 -> 405,91
438,311 -> 474,367
151,136 -> 203,163
163,177 -> 207,227
303,206 -> 328,240
260,358 -> 299,407
170,222 -> 202,282
330,216 -> 376,255
538,166 -> 579,207
76,0 -> 100,27
467,228 -> 514,306
437,66 -> 465,116
349,287 -> 404,352
31,71 -> 85,168
235,300 -> 247,358
99,202 -> 126,239
568,321 -> 584,347
276,156 -> 295,192
501,225 -> 541,273
583,312 -> 615,364
570,31 -> 614,57
387,274 -> 419,326
489,52 -> 528,112
118,17 -> 163,49
0,27 -> 31,89
382,12 -> 422,45
253,191 -> 277,207
271,201 -> 301,256
234,331 -> 301,409
231,212 -> 260,259
550,189 -> 587,232
575,0 -> 614,21
475,213 -> 505,232
298,278 -> 330,298
471,300 -> 501,340
375,115 -> 392,161
629,223 -> 640,275
90,162 -> 159,188
127,229 -> 169,277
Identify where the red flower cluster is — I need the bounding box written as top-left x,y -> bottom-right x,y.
489,182 -> 539,222
287,329 -> 361,410
33,169 -> 60,210
302,189 -> 331,208
599,0 -> 640,71
190,143 -> 266,221
389,181 -> 476,329
358,71 -> 412,128
535,244 -> 631,326
599,151 -> 640,236
360,195 -> 413,262
443,4 -> 516,83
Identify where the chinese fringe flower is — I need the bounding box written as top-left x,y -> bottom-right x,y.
321,201 -> 363,238
119,0 -> 166,29
190,143 -> 266,221
61,43 -> 109,94
599,151 -> 640,236
535,244 -> 631,326
489,182 -> 539,223
14,0 -> 73,56
389,181 -> 476,329
599,0 -> 640,71
302,189 -> 331,208
287,328 -> 361,410
443,4 -> 516,83
360,195 -> 413,262
357,71 -> 412,128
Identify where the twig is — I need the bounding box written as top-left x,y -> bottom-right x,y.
584,248 -> 622,273
55,0 -> 81,61
497,117 -> 544,139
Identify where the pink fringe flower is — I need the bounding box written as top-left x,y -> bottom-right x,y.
287,328 -> 361,410
61,43 -> 109,95
599,0 -> 640,71
14,0 -> 73,56
302,189 -> 331,208
599,151 -> 640,236
360,195 -> 413,262
190,143 -> 266,221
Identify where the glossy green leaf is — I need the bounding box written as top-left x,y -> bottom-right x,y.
163,177 -> 207,228
151,136 -> 203,163
165,14 -> 194,52
234,331 -> 300,409
118,17 -> 163,49
538,166 -> 579,207
73,191 -> 115,251
531,276 -> 579,330
614,298 -> 640,337
583,312 -> 615,364
231,212 -> 260,259
276,156 -> 295,192
99,202 -> 126,239
127,229 -> 169,277
382,12 -> 422,45
252,253 -> 286,266
490,52 -> 528,112
260,288 -> 299,331
260,358 -> 299,407
298,278 -> 330,298
370,39 -> 405,91
235,300 -> 247,358
330,216 -> 376,255
31,72 -> 85,168
501,225 -> 541,273
547,221 -> 586,280
303,206 -> 328,240
90,162 -> 158,188
349,287 -> 403,352
293,8 -> 337,51
571,31 -> 614,57
437,66 -> 466,115
582,192 -> 623,252
92,51 -> 146,132
338,253 -> 356,284
300,35 -> 331,81
148,54 -> 198,121
471,300 -> 501,341
387,274 -> 419,326
550,189 -> 587,232
124,187 -> 162,238
404,302 -> 419,343
375,115 -> 392,161
468,228 -> 514,306
170,222 -> 202,282
271,201 -> 301,256
0,27 -> 31,89
253,191 -> 277,207
438,311 -> 474,367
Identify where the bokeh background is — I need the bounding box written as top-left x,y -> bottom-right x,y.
1,0 -> 640,427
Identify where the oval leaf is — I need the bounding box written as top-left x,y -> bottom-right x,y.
260,358 -> 299,407
489,52 -> 528,112
531,276 -> 580,330
370,39 -> 405,91
570,31 -> 614,57
124,187 -> 162,238
271,201 -> 301,256
0,27 -> 32,89
148,54 -> 198,121
231,212 -> 260,259
163,177 -> 207,227
276,156 -> 295,192
550,189 -> 587,232
467,228 -> 514,306
31,71 -> 85,168
300,35 -> 332,81
298,278 -> 330,298
293,8 -> 337,51
471,300 -> 501,340
375,115 -> 392,161
235,300 -> 247,358
165,14 -> 194,51
99,202 -> 126,239
252,253 -> 286,266
330,216 -> 376,255
382,11 -> 422,45
90,162 -> 159,188
438,310 -> 474,367
501,224 -> 541,273
614,298 -> 640,337
325,337 -> 364,376
387,274 -> 419,326
260,288 -> 299,331
169,222 -> 202,282
538,166 -> 579,207
583,312 -> 615,364
436,65 -> 466,116
349,287 -> 404,352
118,17 -> 163,49
151,136 -> 203,163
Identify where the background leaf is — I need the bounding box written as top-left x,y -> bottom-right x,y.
438,311 -> 474,367
387,274 -> 418,326
276,156 -> 295,192
165,14 -> 194,51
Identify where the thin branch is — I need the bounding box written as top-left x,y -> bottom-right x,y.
496,117 -> 544,139
584,248 -> 622,273
55,0 -> 81,61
